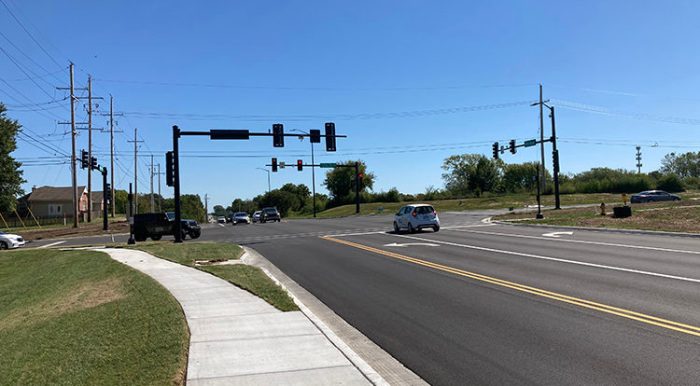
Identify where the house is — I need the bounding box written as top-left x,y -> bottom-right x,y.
21,186 -> 88,219
90,191 -> 106,218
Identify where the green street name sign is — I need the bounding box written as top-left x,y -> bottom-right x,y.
319,163 -> 337,168
524,139 -> 537,147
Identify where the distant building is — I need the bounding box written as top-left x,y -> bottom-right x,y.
19,186 -> 88,219
90,191 -> 105,219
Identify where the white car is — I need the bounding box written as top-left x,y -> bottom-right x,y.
393,204 -> 440,233
0,231 -> 26,249
252,211 -> 262,223
231,212 -> 250,225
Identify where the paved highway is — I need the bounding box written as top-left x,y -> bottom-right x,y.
27,212 -> 700,384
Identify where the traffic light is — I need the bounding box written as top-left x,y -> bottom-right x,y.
271,157 -> 278,172
80,150 -> 89,169
310,129 -> 321,143
297,159 -> 303,171
165,151 -> 175,187
105,183 -> 112,202
273,123 -> 284,147
90,156 -> 98,170
492,142 -> 499,160
509,140 -> 516,154
553,149 -> 560,172
325,122 -> 336,152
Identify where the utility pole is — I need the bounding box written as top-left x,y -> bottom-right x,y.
149,154 -> 155,212
86,75 -> 93,222
128,128 -> 143,215
636,146 -> 642,173
538,84 -> 546,194
109,96 -> 115,217
310,137 -> 317,218
204,193 -> 209,220
156,163 -> 162,212
70,64 -> 78,227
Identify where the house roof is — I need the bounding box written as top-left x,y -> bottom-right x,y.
28,186 -> 86,202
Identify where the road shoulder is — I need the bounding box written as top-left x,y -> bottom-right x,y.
493,220 -> 700,238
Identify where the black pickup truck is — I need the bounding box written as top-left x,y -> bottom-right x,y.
133,212 -> 201,241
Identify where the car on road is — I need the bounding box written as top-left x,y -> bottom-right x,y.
0,231 -> 25,249
260,207 -> 281,223
630,190 -> 681,203
181,219 -> 201,239
252,211 -> 262,223
217,216 -> 227,224
231,212 -> 251,225
394,204 -> 440,233
134,212 -> 177,241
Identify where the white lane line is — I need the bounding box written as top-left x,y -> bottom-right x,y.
387,233 -> 700,284
442,224 -> 495,229
37,240 -> 66,249
447,228 -> 700,256
218,223 -> 225,227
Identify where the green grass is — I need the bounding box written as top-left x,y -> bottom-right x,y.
0,249 -> 188,385
494,199 -> 700,233
131,242 -> 299,312
297,192 -> 625,218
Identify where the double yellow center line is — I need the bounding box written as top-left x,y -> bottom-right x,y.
323,235 -> 700,337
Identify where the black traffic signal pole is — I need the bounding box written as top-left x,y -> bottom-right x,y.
548,105 -> 561,210
102,167 -> 108,231
173,125 -> 346,242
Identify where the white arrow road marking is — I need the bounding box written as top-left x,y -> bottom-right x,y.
37,241 -> 65,249
542,231 -> 574,238
384,242 -> 440,247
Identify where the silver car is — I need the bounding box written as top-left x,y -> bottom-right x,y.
0,231 -> 26,249
393,204 -> 440,233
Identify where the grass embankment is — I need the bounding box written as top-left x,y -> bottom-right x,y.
494,197 -> 700,233
133,242 -> 298,312
302,192 -> 621,218
0,249 -> 188,385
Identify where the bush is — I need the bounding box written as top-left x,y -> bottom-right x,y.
656,174 -> 685,192
683,176 -> 700,190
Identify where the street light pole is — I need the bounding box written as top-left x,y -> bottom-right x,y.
256,168 -> 271,192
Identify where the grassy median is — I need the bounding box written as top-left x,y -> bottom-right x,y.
0,249 -> 188,385
494,200 -> 700,233
133,242 -> 298,312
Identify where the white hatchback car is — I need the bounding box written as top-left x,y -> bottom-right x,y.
0,231 -> 26,249
393,204 -> 440,233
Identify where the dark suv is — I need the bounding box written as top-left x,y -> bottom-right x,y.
133,212 -> 174,241
181,219 -> 201,239
261,207 -> 281,223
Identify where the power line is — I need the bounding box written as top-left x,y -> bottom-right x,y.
553,99 -> 700,126
0,0 -> 64,69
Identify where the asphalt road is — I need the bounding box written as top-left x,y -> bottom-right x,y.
24,212 -> 700,384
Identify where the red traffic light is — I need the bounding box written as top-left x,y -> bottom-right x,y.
297,159 -> 303,171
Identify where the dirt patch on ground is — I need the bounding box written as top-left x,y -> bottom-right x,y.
18,221 -> 130,242
0,277 -> 126,331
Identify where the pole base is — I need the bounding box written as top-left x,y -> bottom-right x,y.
127,236 -> 135,245
536,213 -> 544,219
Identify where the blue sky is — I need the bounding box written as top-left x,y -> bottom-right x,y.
3,0 -> 700,208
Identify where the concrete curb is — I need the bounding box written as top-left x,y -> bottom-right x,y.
242,246 -> 427,386
493,220 -> 700,239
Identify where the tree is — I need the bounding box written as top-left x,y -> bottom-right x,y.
0,104 -> 25,212
279,183 -> 311,211
656,174 -> 685,192
660,152 -> 700,178
213,205 -> 226,216
323,161 -> 374,204
229,198 -> 257,214
254,189 -> 298,217
441,154 -> 502,197
501,162 -> 542,193
180,194 -> 206,222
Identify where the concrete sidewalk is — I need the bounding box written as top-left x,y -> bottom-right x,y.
103,248 -> 377,385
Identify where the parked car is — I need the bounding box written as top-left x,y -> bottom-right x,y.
260,207 -> 281,223
231,212 -> 250,225
252,211 -> 262,223
630,190 -> 681,204
217,216 -> 227,224
133,212 -> 178,241
393,204 -> 440,233
181,219 -> 201,239
0,231 -> 25,249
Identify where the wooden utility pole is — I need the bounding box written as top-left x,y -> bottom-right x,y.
128,128 -> 143,214
70,63 -> 78,227
157,163 -> 162,212
110,96 -> 115,216
149,154 -> 155,212
87,75 -> 93,222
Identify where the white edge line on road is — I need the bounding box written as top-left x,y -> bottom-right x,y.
37,241 -> 66,249
448,228 -> 700,256
384,232 -> 700,284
